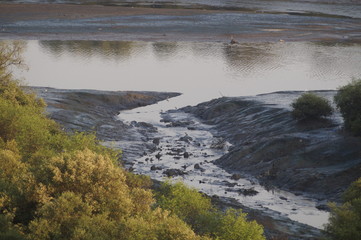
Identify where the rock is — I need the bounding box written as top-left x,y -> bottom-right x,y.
223,181 -> 238,187
230,37 -> 238,44
178,134 -> 193,143
316,203 -> 329,211
194,163 -> 201,169
155,152 -> 162,160
163,169 -> 186,177
210,137 -> 227,149
150,165 -> 162,171
280,196 -> 288,201
183,152 -> 190,158
238,188 -> 259,196
152,138 -> 161,145
230,173 -> 242,180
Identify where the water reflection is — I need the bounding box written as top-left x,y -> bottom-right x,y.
18,40 -> 361,102
39,40 -> 140,61
223,43 -> 278,77
152,42 -> 179,61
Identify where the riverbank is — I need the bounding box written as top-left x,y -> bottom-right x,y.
1,3 -> 361,42
33,87 -> 180,162
181,91 -> 361,204
36,87 -> 334,239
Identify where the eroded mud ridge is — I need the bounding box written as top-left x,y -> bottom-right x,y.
34,87 -> 180,161
182,91 -> 361,203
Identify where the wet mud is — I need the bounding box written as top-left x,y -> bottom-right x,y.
33,87 -> 180,161
1,3 -> 361,42
182,91 -> 361,203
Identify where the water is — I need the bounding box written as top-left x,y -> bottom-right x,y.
13,40 -> 361,229
19,40 -> 361,104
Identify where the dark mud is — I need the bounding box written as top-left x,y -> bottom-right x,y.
33,87 -> 180,161
182,91 -> 361,203
35,87 -> 333,239
1,3 -> 361,42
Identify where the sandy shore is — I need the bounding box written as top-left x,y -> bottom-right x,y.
1,3 -> 361,42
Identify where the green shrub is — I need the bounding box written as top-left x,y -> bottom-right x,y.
156,181 -> 265,240
291,92 -> 333,120
334,79 -> 361,136
324,178 -> 361,240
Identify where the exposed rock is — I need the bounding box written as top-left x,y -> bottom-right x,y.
155,152 -> 162,160
150,165 -> 162,171
163,169 -> 186,177
238,188 -> 259,196
183,152 -> 190,158
230,173 -> 242,180
178,134 -> 193,143
194,163 -> 201,169
210,137 -> 227,149
223,181 -> 238,187
152,138 -> 161,145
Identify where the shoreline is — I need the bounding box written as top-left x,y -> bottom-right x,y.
1,3 -> 361,43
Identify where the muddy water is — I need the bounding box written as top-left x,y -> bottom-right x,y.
15,40 -> 361,229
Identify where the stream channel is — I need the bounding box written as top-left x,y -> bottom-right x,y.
118,92 -> 329,229
18,40 -> 361,231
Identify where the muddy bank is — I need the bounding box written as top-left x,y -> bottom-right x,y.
33,87 -> 180,161
35,87 -> 327,239
1,3 -> 361,42
182,91 -> 361,203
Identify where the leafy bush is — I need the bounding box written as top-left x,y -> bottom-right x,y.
156,181 -> 265,240
0,41 -> 265,240
334,79 -> 361,136
324,178 -> 361,240
291,92 -> 333,120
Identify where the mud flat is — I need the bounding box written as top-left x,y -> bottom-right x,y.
33,87 -> 180,161
182,91 -> 361,203
1,3 -> 361,42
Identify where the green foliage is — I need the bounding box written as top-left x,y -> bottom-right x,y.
291,92 -> 333,120
325,177 -> 361,240
156,181 -> 217,235
215,209 -> 265,240
0,41 -> 266,240
156,181 -> 265,240
334,79 -> 361,136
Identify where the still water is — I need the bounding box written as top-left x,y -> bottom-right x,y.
14,40 -> 361,229
19,40 -> 361,107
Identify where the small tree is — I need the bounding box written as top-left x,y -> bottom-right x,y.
291,92 -> 333,120
334,79 -> 361,136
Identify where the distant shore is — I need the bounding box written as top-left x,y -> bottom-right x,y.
1,3 -> 361,42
